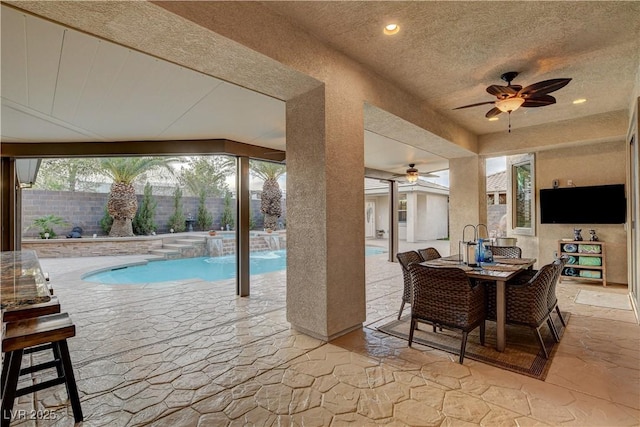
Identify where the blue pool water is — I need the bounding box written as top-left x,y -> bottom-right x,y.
84,246 -> 387,284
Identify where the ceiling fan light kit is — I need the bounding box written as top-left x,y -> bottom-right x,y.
406,164 -> 419,183
495,97 -> 525,113
454,71 -> 571,132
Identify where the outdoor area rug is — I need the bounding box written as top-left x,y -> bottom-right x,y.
377,311 -> 570,381
574,289 -> 632,310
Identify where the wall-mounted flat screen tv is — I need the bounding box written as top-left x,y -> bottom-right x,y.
539,184 -> 626,224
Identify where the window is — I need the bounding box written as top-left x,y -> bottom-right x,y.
510,154 -> 535,236
398,194 -> 407,223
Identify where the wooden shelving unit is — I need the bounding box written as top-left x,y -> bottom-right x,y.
558,240 -> 606,286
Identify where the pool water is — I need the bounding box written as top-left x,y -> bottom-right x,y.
84,246 -> 387,284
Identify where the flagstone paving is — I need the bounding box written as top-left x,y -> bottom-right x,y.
4,251 -> 638,426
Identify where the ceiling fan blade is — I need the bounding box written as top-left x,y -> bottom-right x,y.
453,101 -> 496,110
391,172 -> 438,180
522,95 -> 556,107
486,85 -> 519,98
518,78 -> 571,97
485,107 -> 502,118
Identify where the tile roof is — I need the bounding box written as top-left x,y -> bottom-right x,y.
487,170 -> 507,192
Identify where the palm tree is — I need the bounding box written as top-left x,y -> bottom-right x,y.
26,214 -> 69,239
251,161 -> 286,230
99,157 -> 175,237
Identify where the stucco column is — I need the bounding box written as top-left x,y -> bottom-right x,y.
286,84 -> 366,341
449,157 -> 483,254
406,191 -> 418,243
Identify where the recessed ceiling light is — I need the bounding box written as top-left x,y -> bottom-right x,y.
384,23 -> 400,35
488,117 -> 499,121
573,98 -> 587,104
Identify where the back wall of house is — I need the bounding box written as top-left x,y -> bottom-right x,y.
536,140 -> 627,285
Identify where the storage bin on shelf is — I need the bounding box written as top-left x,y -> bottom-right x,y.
558,240 -> 606,287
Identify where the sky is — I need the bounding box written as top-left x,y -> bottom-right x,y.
486,156 -> 507,175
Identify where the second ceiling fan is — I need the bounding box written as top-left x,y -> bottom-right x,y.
391,164 -> 437,183
453,71 -> 572,132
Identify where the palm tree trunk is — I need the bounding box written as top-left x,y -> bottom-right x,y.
110,218 -> 134,237
107,182 -> 138,237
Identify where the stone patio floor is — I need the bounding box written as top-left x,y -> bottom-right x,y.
5,249 -> 639,426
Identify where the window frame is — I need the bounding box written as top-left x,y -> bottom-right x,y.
398,193 -> 407,223
510,153 -> 536,236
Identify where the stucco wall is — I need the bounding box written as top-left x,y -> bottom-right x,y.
366,192 -> 448,242
449,157 -> 482,254
536,140 -> 627,284
422,193 -> 449,240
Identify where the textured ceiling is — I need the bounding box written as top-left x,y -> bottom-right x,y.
2,1 -> 639,178
263,1 -> 640,134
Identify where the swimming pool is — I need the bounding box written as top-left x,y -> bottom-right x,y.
83,246 -> 387,284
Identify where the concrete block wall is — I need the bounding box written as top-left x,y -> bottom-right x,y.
21,189 -> 286,237
487,204 -> 507,237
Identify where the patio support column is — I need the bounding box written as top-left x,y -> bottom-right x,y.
0,157 -> 18,251
449,156 -> 483,254
236,156 -> 250,297
286,84 -> 366,341
389,181 -> 399,263
406,191 -> 418,243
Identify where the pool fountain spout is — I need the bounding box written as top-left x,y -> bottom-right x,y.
265,234 -> 280,250
207,236 -> 224,256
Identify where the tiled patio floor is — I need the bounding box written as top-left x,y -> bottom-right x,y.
5,252 -> 639,426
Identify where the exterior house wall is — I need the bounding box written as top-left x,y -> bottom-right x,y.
425,194 -> 449,240
372,195 -> 390,238
367,189 -> 449,242
536,140 -> 627,284
398,224 -> 407,241
416,194 -> 427,240
416,193 -> 448,241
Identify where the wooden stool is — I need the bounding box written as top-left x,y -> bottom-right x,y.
1,313 -> 83,426
2,296 -> 60,323
43,272 -> 54,295
2,296 -> 63,398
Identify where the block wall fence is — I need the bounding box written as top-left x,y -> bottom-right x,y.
21,190 -> 287,238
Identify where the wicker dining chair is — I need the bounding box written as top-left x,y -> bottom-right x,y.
418,247 -> 442,262
546,255 -> 569,340
483,244 -> 525,319
487,245 -> 522,258
407,264 -> 486,364
396,251 -> 423,320
502,262 -> 558,358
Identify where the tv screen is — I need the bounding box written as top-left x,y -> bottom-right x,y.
540,184 -> 626,224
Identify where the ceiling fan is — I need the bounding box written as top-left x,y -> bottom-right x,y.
391,164 -> 437,182
453,71 -> 572,132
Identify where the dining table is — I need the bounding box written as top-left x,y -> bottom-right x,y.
1,250 -> 51,312
420,254 -> 536,352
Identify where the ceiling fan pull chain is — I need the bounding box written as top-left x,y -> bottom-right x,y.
508,112 -> 512,133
